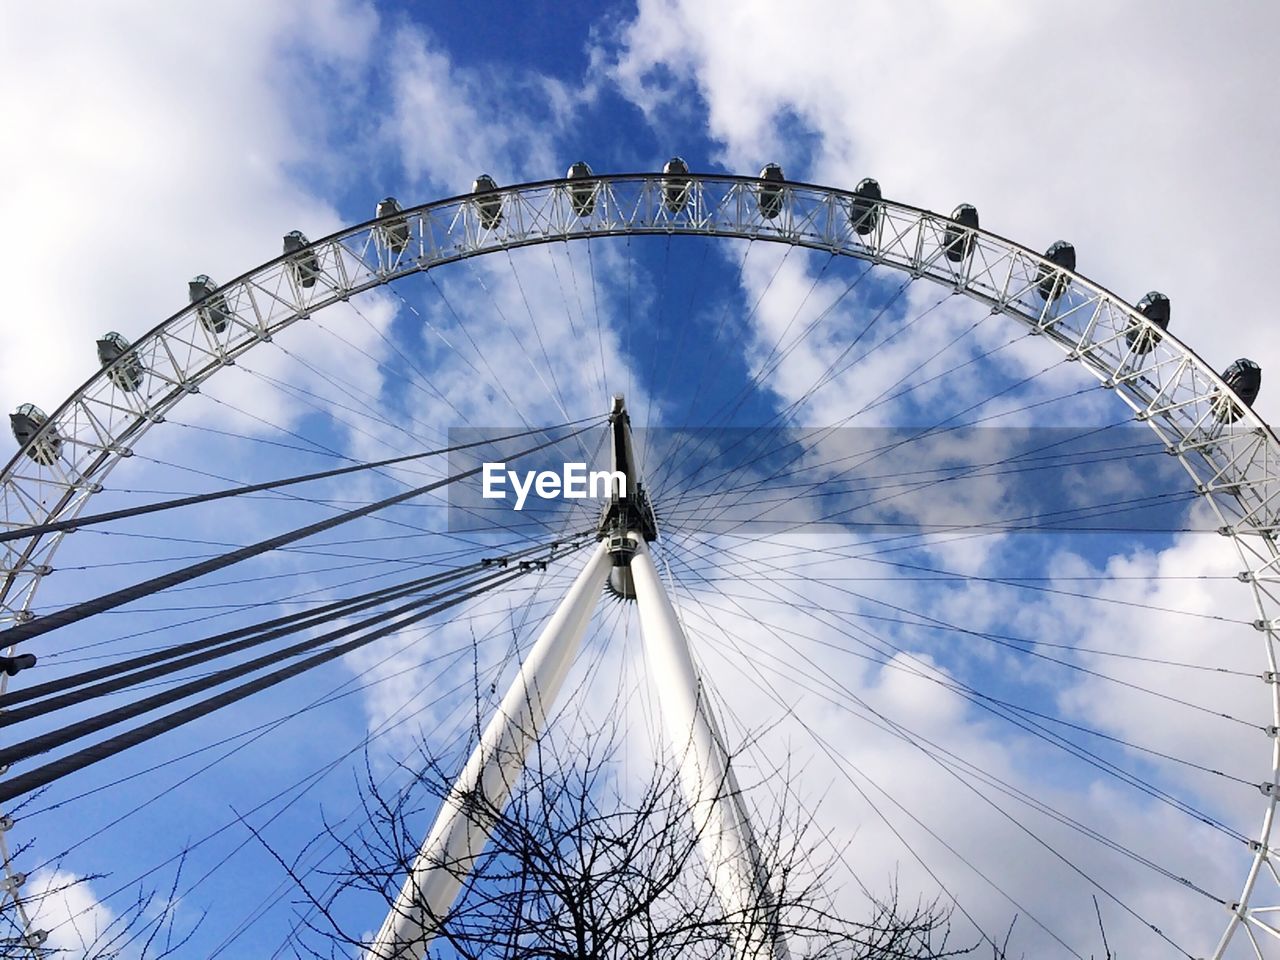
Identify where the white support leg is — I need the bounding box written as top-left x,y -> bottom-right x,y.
629,537 -> 790,960
369,542 -> 612,960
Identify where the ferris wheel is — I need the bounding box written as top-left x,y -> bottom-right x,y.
0,164 -> 1277,958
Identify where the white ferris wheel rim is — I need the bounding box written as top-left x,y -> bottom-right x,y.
0,170 -> 1276,956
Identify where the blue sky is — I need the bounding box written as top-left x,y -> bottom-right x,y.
2,2 -> 1280,957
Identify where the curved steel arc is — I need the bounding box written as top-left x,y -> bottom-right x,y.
0,172 -> 1277,955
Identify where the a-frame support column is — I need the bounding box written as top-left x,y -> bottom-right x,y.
368,541 -> 612,960
369,395 -> 785,960
628,535 -> 790,960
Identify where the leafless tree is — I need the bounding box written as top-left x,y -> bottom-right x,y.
267,718 -> 975,960
0,800 -> 199,960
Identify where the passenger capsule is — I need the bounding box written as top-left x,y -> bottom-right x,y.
757,163 -> 785,219
96,331 -> 144,392
1214,358 -> 1262,424
9,404 -> 61,466
1125,291 -> 1170,355
283,230 -> 319,288
849,178 -> 882,236
471,175 -> 503,229
662,156 -> 691,213
376,197 -> 410,255
943,204 -> 979,263
1036,241 -> 1076,302
189,275 -> 231,334
566,161 -> 597,217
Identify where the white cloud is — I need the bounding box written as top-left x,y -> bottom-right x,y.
0,0 -> 378,424
659,528 -> 1259,955
25,868 -> 119,956
608,0 -> 1280,423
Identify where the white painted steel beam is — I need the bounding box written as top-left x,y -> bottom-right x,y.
368,541 -> 612,959
629,536 -> 789,960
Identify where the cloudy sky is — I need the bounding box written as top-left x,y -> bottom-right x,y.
2,2 -> 1279,958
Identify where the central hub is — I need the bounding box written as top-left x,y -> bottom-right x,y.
598,395 -> 656,600
596,394 -> 658,546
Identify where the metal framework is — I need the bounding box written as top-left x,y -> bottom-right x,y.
370,399 -> 787,959
2,172 -> 1279,955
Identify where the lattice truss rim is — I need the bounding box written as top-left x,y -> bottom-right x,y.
1,172 -> 1278,956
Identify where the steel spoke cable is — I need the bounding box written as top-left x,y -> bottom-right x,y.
664,537 -> 1264,824
183,368 -> 498,531
659,372 -> 1091,545
311,304 -> 465,435
847,550 -> 1247,624
36,553 -> 459,662
416,273 -> 539,428
683,354 -> 1086,532
110,451 -> 534,554
646,238 -> 798,493
585,236 -> 611,399
131,389 -> 467,549
656,429 -> 1166,510
652,270 -> 922,504
550,239 -> 608,404
652,550 -> 1039,956
0,421 -> 595,545
37,534 -> 547,667
664,540 -> 1257,825
146,417 -> 340,458
646,237 -> 718,475
227,571 -> 627,956
245,340 -> 448,454
663,288 -> 1067,533
858,325 -> 1035,417
29,593 -> 542,946
0,535 -> 580,719
648,244 -> 852,497
740,251 -> 837,391
664,490 -> 1204,537
336,231 -> 526,429
0,563 -> 527,769
19,583 -> 571,831
670,578 -> 1259,870
641,233 -> 677,432
686,607 -> 1205,957
786,284 -> 955,414
674,560 -> 1258,807
447,253 -> 602,489
0,563 -> 536,803
259,313 -> 455,448
660,482 -> 1197,535
198,389 -> 351,461
676,378 -> 1104,544
664,547 -> 1202,954
467,257 -> 581,440
654,241 -> 847,458
660,302 -> 1039,537
678,528 -> 1249,627
690,574 -> 1254,678
234,361 -> 435,460
668,533 -> 1261,727
626,234 -> 633,404
0,420 -> 599,649
855,312 -> 1005,414
687,584 -> 1257,795
504,248 -> 574,421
